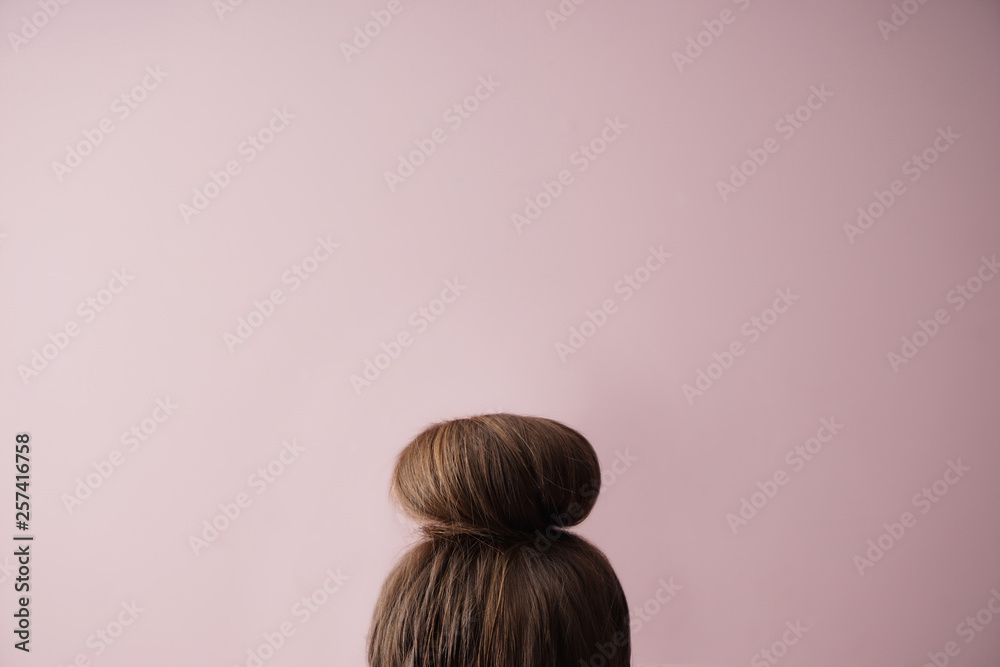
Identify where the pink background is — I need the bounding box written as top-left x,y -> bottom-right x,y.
2,0 -> 999,665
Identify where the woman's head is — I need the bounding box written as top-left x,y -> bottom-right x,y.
368,413 -> 630,667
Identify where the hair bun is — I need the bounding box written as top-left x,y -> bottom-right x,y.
390,413 -> 602,540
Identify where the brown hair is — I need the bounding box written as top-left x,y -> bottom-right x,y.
367,413 -> 631,667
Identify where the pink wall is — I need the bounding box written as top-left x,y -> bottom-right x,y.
2,0 -> 999,665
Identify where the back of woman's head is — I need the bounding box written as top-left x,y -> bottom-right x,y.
367,413 -> 631,667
